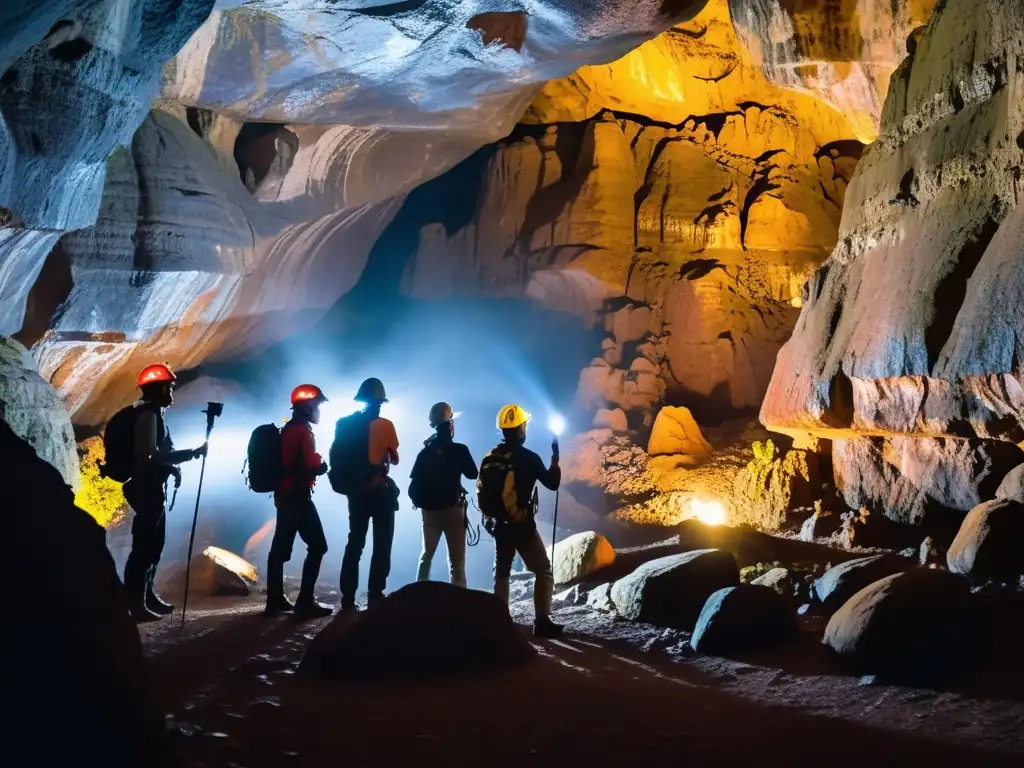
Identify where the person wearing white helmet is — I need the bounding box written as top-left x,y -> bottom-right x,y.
409,402 -> 478,588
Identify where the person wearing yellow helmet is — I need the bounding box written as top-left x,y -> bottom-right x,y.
476,403 -> 563,638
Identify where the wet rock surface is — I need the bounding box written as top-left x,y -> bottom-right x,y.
813,555 -> 912,614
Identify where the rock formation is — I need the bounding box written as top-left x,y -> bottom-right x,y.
728,0 -> 938,142
761,0 -> 1024,526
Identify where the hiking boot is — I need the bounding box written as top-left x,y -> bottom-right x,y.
129,604 -> 163,624
146,589 -> 175,616
264,595 -> 295,615
533,617 -> 564,639
293,600 -> 333,619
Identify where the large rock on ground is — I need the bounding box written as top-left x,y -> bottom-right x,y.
995,464 -> 1024,503
301,582 -> 535,680
691,585 -> 798,655
823,569 -> 977,683
813,555 -> 911,613
647,406 -> 712,460
550,531 -> 615,586
611,549 -> 739,630
156,547 -> 260,602
0,336 -> 78,488
947,499 -> 1024,583
6,419 -> 164,764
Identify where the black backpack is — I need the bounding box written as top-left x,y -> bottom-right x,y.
476,444 -> 528,525
409,439 -> 458,510
328,411 -> 373,495
99,404 -> 154,482
244,424 -> 283,493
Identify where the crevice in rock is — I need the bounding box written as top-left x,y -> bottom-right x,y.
754,149 -> 786,164
924,216 -> 999,370
893,168 -> 919,207
826,370 -> 854,429
667,24 -> 708,40
739,172 -> 781,250
233,122 -> 299,193
13,237 -> 73,349
50,37 -> 93,63
692,62 -> 738,83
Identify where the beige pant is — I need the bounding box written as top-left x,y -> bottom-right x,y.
417,505 -> 467,588
493,525 -> 553,619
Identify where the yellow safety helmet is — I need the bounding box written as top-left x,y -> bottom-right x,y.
496,404 -> 531,430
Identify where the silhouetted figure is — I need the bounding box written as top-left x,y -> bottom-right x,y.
334,377 -> 399,609
121,364 -> 206,622
410,401 -> 478,587
266,384 -> 332,619
478,404 -> 563,638
3,415 -> 167,766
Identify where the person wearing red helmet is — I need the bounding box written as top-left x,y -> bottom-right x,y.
265,384 -> 333,618
124,363 -> 207,622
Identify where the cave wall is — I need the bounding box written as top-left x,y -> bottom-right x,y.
761,0 -> 1024,523
400,0 -> 863,427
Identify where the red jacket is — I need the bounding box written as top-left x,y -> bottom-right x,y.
277,420 -> 324,494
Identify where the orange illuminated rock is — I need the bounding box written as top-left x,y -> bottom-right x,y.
648,406 -> 713,459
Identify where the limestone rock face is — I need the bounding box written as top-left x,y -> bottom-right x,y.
0,336 -> 78,488
732,440 -> 816,530
728,0 -> 938,142
761,0 -> 1024,443
0,0 -> 216,337
833,436 -> 1024,527
401,1 -> 862,427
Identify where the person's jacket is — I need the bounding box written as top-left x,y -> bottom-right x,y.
277,419 -> 325,495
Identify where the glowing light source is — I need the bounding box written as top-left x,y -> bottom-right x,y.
202,546 -> 258,583
548,413 -> 566,436
790,296 -> 803,308
690,497 -> 727,526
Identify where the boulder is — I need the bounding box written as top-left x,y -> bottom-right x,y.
593,407 -> 628,432
691,585 -> 799,655
799,510 -> 842,542
300,582 -> 535,680
647,406 -> 712,459
156,547 -> 260,602
585,583 -> 615,611
750,567 -> 793,596
610,549 -> 740,630
813,555 -> 910,613
550,531 -> 616,586
995,464 -> 1024,503
823,569 -> 977,683
5,419 -> 165,764
947,499 -> 1024,583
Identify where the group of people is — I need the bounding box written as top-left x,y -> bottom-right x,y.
116,364 -> 564,638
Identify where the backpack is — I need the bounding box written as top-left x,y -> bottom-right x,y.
409,438 -> 458,510
327,411 -> 373,495
99,404 -> 154,482
476,444 -> 528,525
244,424 -> 284,493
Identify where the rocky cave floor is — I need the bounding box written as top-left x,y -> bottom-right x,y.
146,570 -> 1024,767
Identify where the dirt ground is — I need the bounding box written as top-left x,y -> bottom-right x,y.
143,589 -> 1024,767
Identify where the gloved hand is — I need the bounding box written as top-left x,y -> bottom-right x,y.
551,437 -> 560,461
170,466 -> 182,489
193,442 -> 208,460
316,461 -> 328,476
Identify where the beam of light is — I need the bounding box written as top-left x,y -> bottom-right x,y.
202,545 -> 258,582
452,411 -> 462,420
689,497 -> 727,526
548,413 -> 566,437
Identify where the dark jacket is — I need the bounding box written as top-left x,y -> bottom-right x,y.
409,434 -> 478,510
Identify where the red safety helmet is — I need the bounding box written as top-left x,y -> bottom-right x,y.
290,384 -> 328,406
137,363 -> 176,388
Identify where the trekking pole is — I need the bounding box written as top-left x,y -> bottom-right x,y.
180,402 -> 223,631
547,414 -> 566,582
